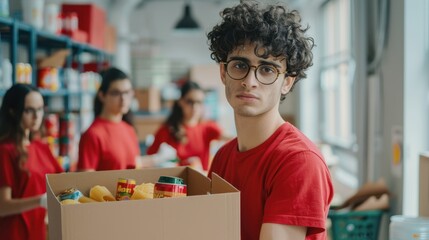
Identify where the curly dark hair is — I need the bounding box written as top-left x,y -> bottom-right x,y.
207,2 -> 314,100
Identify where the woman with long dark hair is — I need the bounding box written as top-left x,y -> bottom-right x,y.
78,67 -> 140,171
0,84 -> 63,240
146,80 -> 226,171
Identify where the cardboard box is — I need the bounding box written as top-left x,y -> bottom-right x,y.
46,167 -> 240,240
134,87 -> 161,113
104,24 -> 117,54
419,153 -> 429,217
37,49 -> 70,68
62,4 -> 106,49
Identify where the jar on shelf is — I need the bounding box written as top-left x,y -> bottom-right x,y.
43,3 -> 60,34
16,63 -> 31,84
0,0 -> 9,17
21,0 -> 45,29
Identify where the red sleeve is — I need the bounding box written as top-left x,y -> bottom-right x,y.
204,121 -> 222,142
0,143 -> 16,188
263,150 -> 333,235
77,128 -> 101,170
146,125 -> 170,155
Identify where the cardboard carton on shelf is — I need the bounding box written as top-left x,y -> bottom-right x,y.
37,49 -> 70,68
46,167 -> 240,240
104,24 -> 117,54
61,3 -> 106,49
134,87 -> 162,113
134,114 -> 165,142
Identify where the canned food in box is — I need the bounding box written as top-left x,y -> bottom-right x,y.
116,178 -> 136,201
154,176 -> 187,198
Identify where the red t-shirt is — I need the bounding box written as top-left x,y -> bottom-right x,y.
78,118 -> 140,171
0,139 -> 63,240
146,121 -> 222,170
209,123 -> 333,240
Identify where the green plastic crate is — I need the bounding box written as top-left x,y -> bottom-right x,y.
328,210 -> 383,240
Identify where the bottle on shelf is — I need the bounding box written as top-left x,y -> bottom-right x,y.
21,0 -> 44,29
0,0 -> 9,17
1,58 -> 12,89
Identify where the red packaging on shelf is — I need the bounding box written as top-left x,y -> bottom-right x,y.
62,29 -> 88,44
71,61 -> 110,72
61,4 -> 106,49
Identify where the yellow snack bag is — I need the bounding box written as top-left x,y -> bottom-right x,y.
78,196 -> 98,204
131,183 -> 155,200
89,185 -> 116,202
60,199 -> 80,205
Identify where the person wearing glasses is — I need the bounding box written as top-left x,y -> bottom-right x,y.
207,2 -> 333,240
0,84 -> 63,240
146,80 -> 226,172
77,67 -> 141,171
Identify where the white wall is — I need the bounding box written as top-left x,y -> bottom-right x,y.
403,0 -> 429,216
129,1 -> 236,65
368,0 -> 429,217
294,2 -> 321,140
298,0 -> 429,218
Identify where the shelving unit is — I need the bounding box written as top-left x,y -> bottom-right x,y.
0,16 -> 113,171
0,16 -> 112,103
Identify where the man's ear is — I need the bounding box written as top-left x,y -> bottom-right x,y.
281,76 -> 296,95
220,63 -> 227,85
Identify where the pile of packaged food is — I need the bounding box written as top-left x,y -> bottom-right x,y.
57,175 -> 187,205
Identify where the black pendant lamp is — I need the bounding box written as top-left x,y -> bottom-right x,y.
174,3 -> 200,29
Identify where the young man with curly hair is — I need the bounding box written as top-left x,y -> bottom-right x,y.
207,2 -> 333,240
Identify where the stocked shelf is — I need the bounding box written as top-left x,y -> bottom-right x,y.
0,15 -> 112,92
0,16 -> 110,55
0,15 -> 112,171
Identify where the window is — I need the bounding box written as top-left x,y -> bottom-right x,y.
320,0 -> 355,148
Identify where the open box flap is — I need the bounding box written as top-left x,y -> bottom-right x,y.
211,172 -> 239,194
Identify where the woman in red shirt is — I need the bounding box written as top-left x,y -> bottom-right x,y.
78,67 -> 140,171
146,81 -> 226,172
0,84 -> 63,240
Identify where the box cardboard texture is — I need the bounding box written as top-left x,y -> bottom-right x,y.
46,167 -> 240,240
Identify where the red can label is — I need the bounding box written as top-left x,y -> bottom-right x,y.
154,182 -> 187,198
116,178 -> 136,201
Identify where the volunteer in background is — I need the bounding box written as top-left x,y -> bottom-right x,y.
78,67 -> 140,171
0,84 -> 63,240
207,2 -> 333,240
146,80 -> 227,172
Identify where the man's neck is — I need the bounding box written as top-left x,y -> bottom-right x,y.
234,112 -> 285,152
